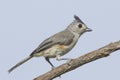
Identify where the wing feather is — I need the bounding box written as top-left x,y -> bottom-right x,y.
31,29 -> 74,55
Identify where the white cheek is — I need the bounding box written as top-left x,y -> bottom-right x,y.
82,24 -> 87,29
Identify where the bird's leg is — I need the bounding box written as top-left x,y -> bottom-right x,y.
56,54 -> 72,62
45,57 -> 55,69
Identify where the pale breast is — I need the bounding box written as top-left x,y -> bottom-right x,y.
34,34 -> 79,58
43,38 -> 78,58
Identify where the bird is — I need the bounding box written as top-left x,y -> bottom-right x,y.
8,15 -> 92,73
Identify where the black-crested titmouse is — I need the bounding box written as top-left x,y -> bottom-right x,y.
8,15 -> 92,73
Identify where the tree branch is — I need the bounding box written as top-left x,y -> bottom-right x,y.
34,40 -> 120,80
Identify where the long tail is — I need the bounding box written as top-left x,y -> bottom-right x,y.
8,56 -> 33,73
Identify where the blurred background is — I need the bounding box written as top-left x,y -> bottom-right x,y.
0,0 -> 120,80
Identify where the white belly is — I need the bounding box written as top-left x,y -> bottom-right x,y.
34,34 -> 79,58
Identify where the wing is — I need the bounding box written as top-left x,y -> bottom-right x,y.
31,29 -> 74,55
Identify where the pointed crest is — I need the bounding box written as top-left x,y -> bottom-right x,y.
74,15 -> 84,24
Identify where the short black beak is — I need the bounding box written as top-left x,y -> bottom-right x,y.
86,28 -> 92,32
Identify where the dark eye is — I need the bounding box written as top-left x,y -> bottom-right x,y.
78,24 -> 82,28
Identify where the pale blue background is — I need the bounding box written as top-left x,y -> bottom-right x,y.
0,0 -> 120,80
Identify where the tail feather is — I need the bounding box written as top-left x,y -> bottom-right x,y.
8,56 -> 33,73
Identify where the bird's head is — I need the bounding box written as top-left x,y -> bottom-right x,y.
67,15 -> 92,35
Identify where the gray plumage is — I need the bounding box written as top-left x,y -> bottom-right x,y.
31,29 -> 75,55
8,15 -> 92,73
8,56 -> 32,73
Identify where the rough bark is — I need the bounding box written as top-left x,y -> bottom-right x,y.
34,40 -> 120,80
